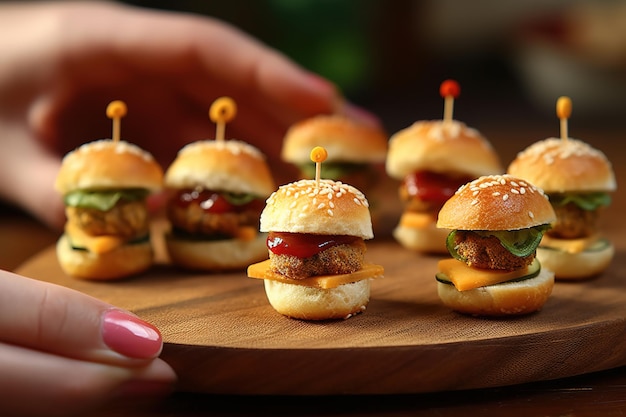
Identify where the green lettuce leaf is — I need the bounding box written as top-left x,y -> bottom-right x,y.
549,192 -> 611,211
297,162 -> 366,180
64,189 -> 150,211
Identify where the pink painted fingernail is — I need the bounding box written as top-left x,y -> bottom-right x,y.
102,310 -> 163,359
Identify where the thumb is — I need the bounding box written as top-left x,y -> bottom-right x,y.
0,124 -> 65,230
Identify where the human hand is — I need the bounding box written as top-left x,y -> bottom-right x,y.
0,268 -> 176,417
0,1 -> 380,230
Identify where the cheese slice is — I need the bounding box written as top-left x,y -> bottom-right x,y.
247,260 -> 384,289
65,222 -> 126,254
437,258 -> 535,291
399,211 -> 435,229
540,234 -> 599,254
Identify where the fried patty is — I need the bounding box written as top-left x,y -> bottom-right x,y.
269,240 -> 366,279
66,200 -> 149,239
167,202 -> 260,238
453,231 -> 534,271
547,202 -> 598,239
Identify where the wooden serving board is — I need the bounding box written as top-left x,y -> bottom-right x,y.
16,226 -> 626,395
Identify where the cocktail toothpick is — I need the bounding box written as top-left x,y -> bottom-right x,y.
106,100 -> 127,143
556,96 -> 572,142
440,79 -> 461,125
310,146 -> 328,188
209,96 -> 237,142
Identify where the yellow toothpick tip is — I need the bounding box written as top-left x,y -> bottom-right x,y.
556,96 -> 572,120
209,96 -> 237,124
106,100 -> 127,119
310,146 -> 328,163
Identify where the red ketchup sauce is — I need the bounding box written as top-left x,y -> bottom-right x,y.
403,171 -> 471,207
267,232 -> 359,258
173,189 -> 263,214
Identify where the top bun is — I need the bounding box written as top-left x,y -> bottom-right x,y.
437,174 -> 556,231
260,179 -> 373,239
55,139 -> 163,194
507,137 -> 616,193
165,140 -> 276,197
386,120 -> 502,179
281,114 -> 388,164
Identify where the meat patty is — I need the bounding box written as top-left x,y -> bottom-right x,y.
167,202 -> 260,238
453,231 -> 534,271
547,202 -> 598,239
66,200 -> 149,239
269,240 -> 366,279
399,184 -> 436,213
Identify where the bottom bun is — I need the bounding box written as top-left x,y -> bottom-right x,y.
537,242 -> 614,280
264,279 -> 371,320
437,267 -> 555,316
165,233 -> 268,271
393,213 -> 450,254
56,234 -> 153,280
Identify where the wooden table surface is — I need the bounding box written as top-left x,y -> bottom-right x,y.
2,124 -> 626,416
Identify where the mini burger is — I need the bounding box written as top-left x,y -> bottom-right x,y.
386,120 -> 502,253
435,174 -> 556,316
164,139 -> 276,271
55,139 -> 164,280
507,137 -> 616,279
247,147 -> 384,320
281,114 -> 388,192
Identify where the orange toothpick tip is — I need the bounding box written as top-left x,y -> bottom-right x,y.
556,96 -> 572,141
106,100 -> 127,119
310,146 -> 328,163
440,79 -> 461,99
209,96 -> 237,142
556,96 -> 572,120
209,96 -> 237,124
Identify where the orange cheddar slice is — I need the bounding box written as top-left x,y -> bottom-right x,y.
540,234 -> 599,254
399,211 -> 435,229
247,260 -> 384,289
66,222 -> 125,254
437,258 -> 535,291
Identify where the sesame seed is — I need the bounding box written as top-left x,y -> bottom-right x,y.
354,198 -> 361,206
492,191 -> 501,196
473,190 -> 479,196
511,188 -> 520,194
529,211 -> 534,218
503,194 -> 509,201
329,201 -> 335,208
327,209 -> 334,216
520,187 -> 526,194
317,203 -> 325,209
471,199 -> 479,206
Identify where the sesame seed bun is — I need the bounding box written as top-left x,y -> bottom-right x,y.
165,140 -> 276,197
281,115 -> 388,164
54,139 -> 163,194
385,120 -> 502,180
437,174 -> 556,231
437,267 -> 554,316
260,179 -> 373,239
263,279 -> 371,320
507,137 -> 616,193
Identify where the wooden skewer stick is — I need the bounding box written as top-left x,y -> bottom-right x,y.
440,79 -> 461,124
556,96 -> 572,142
106,100 -> 127,143
209,97 -> 237,141
310,146 -> 328,188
